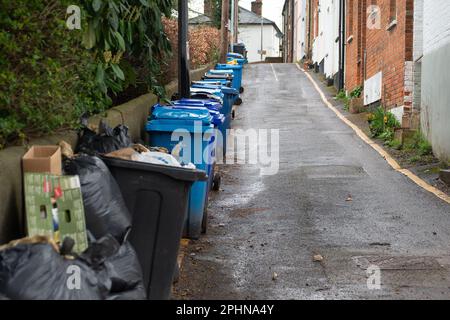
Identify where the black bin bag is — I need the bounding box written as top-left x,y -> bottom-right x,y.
0,242 -> 106,300
0,235 -> 146,300
80,235 -> 146,300
64,155 -> 132,243
76,120 -> 131,155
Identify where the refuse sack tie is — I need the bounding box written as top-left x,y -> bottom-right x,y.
64,155 -> 132,244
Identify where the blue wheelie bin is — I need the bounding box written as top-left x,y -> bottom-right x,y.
147,106 -> 216,239
169,102 -> 224,181
227,57 -> 247,66
227,52 -> 244,59
204,71 -> 242,105
191,83 -> 239,119
193,79 -> 232,87
207,69 -> 238,92
173,98 -> 230,158
167,103 -> 224,187
216,64 -> 244,94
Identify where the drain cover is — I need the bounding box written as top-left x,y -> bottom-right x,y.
302,165 -> 367,179
353,256 -> 444,271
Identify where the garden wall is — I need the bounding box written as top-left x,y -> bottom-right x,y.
0,65 -> 211,244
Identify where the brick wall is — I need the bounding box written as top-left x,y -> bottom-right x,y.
345,0 -> 367,92
364,0 -> 414,110
344,0 -> 414,113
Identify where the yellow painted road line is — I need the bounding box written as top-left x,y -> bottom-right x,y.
296,63 -> 450,205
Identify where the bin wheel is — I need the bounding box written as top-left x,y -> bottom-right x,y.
201,207 -> 208,234
235,97 -> 243,106
239,87 -> 244,94
232,109 -> 236,119
212,173 -> 221,191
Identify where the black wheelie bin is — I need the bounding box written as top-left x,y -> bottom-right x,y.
101,156 -> 207,300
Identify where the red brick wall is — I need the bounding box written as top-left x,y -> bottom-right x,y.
345,0 -> 367,92
364,0 -> 414,109
345,0 -> 414,112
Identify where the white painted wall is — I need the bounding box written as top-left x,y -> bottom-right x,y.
312,0 -> 340,79
423,0 -> 450,55
238,24 -> 281,62
294,0 -> 307,61
188,0 -> 204,18
420,0 -> 450,161
413,0 -> 424,111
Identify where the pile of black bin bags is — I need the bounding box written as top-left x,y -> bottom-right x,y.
0,124 -> 147,300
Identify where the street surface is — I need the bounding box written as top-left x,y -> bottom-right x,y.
174,63 -> 450,300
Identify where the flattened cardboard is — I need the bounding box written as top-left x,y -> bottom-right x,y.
24,173 -> 88,254
23,146 -> 62,175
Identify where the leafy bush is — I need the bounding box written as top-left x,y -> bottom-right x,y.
0,0 -> 110,148
404,131 -> 433,156
79,0 -> 173,98
336,90 -> 350,111
336,90 -> 347,100
349,86 -> 363,99
368,106 -> 400,141
0,0 -> 174,149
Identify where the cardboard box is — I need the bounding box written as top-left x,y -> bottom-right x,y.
22,146 -> 62,175
24,173 -> 88,254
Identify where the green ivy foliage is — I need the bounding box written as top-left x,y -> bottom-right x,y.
80,0 -> 173,97
0,0 -> 173,149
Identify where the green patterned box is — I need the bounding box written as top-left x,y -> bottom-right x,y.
24,173 -> 88,254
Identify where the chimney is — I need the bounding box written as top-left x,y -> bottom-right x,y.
204,0 -> 214,18
251,0 -> 262,17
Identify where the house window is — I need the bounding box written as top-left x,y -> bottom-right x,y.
387,0 -> 397,31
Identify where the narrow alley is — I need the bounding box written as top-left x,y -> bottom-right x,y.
175,63 -> 450,300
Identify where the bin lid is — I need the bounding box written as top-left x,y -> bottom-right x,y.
216,64 -> 242,70
208,69 -> 234,75
170,105 -> 225,126
151,105 -> 212,124
190,93 -> 223,104
174,99 -> 223,109
190,87 -> 223,96
100,156 -> 207,182
202,74 -> 233,80
191,84 -> 238,96
227,52 -> 244,59
192,81 -> 224,86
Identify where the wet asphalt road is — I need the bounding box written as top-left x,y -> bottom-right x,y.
174,63 -> 450,300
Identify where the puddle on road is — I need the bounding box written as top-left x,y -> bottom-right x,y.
215,180 -> 265,208
353,255 -> 445,271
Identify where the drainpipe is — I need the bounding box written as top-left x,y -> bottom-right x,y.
338,0 -> 345,90
291,0 -> 295,62
307,0 -> 312,60
178,0 -> 190,98
231,0 -> 235,52
260,11 -> 264,61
